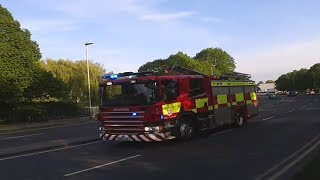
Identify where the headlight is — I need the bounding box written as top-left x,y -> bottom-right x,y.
99,126 -> 105,131
144,126 -> 163,132
144,127 -> 151,131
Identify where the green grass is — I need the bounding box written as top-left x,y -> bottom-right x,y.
293,152 -> 320,180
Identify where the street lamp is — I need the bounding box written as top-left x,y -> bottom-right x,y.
85,42 -> 93,119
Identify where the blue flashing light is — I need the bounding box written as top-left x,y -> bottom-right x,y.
132,113 -> 137,116
101,75 -> 109,79
110,74 -> 118,79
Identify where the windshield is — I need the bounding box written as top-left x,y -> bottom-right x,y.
100,81 -> 157,107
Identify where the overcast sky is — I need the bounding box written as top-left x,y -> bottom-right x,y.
2,0 -> 320,81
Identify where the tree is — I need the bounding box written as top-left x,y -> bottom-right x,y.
0,5 -> 41,106
138,48 -> 233,75
194,48 -> 236,74
23,63 -> 69,103
41,59 -> 106,106
275,65 -> 320,91
138,59 -> 167,74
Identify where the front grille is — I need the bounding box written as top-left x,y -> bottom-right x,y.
101,111 -> 144,135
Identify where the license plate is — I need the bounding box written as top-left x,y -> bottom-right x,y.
115,136 -> 133,141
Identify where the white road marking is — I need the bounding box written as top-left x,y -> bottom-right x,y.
210,129 -> 233,137
0,140 -> 102,161
64,155 -> 141,177
255,133 -> 320,180
303,106 -> 307,108
262,116 -> 275,121
0,120 -> 96,135
1,133 -> 44,140
260,100 -> 294,109
304,108 -> 320,110
269,137 -> 320,179
289,110 -> 295,113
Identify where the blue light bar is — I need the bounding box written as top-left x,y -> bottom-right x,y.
101,75 -> 109,79
110,74 -> 118,79
101,74 -> 119,80
132,113 -> 137,116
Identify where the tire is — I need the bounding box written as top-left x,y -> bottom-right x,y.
235,113 -> 245,127
176,117 -> 195,140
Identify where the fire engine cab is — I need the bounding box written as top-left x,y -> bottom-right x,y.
98,66 -> 258,142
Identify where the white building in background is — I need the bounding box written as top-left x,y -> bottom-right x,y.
257,83 -> 276,93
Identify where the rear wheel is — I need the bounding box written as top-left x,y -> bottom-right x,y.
235,113 -> 245,127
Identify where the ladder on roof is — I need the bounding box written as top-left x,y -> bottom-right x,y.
167,65 -> 251,80
221,72 -> 251,80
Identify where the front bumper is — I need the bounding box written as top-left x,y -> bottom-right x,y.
100,132 -> 170,142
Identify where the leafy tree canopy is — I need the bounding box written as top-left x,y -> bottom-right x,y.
0,5 -> 41,105
41,59 -> 106,106
276,64 -> 320,91
138,47 -> 235,75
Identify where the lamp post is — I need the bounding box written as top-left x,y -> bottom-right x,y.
85,42 -> 93,119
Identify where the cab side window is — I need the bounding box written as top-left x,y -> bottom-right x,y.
162,80 -> 179,101
189,79 -> 204,97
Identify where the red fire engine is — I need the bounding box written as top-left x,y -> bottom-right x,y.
98,66 -> 258,142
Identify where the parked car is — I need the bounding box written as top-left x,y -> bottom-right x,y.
268,93 -> 278,99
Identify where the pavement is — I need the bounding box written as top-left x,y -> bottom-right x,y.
0,95 -> 319,180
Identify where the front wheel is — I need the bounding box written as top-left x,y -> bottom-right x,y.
176,118 -> 195,140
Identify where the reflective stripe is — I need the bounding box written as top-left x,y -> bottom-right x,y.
162,102 -> 181,115
149,134 -> 162,141
217,95 -> 228,104
235,93 -> 244,102
250,92 -> 257,100
232,102 -> 237,106
208,106 -> 213,110
195,98 -> 208,108
246,100 -> 253,104
214,104 -> 219,109
211,81 -> 255,87
140,135 -> 151,142
191,108 -> 197,113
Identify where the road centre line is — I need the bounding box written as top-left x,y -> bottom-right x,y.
260,99 -> 294,109
303,108 -> 320,110
0,140 -> 102,161
289,110 -> 295,113
255,133 -> 320,180
0,121 -> 96,135
1,133 -> 44,140
262,116 -> 275,121
64,155 -> 142,177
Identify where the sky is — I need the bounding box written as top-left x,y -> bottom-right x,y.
1,0 -> 320,82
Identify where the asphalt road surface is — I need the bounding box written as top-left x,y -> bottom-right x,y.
0,95 -> 319,180
0,117 -> 98,150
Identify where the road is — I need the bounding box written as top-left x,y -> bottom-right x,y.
0,95 -> 319,180
0,117 -> 98,151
